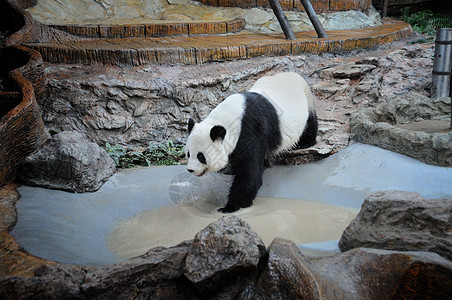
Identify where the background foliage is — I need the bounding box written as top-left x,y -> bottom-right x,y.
401,8 -> 452,40
104,140 -> 185,168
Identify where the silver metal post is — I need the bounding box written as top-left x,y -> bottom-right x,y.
431,28 -> 452,129
432,28 -> 452,98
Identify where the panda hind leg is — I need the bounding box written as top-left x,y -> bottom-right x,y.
296,110 -> 318,149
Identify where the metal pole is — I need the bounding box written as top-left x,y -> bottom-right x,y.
268,0 -> 297,40
382,0 -> 389,17
431,28 -> 452,129
298,0 -> 328,38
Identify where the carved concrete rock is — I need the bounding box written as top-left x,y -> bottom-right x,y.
81,242 -> 197,299
339,191 -> 452,261
17,131 -> 115,192
252,238 -> 452,299
183,215 -> 266,297
323,64 -> 377,79
312,247 -> 452,300
350,94 -> 452,166
252,238 -> 321,299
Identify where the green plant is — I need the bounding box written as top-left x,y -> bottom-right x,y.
104,140 -> 185,168
145,140 -> 185,166
401,8 -> 452,37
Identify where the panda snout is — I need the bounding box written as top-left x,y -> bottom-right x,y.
187,168 -> 195,173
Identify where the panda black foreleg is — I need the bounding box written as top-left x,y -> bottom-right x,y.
218,152 -> 265,213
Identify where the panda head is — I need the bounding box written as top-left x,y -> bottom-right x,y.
185,118 -> 228,177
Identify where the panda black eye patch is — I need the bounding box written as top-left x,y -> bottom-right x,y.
187,151 -> 190,158
197,152 -> 207,164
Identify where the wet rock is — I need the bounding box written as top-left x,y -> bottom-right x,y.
278,141 -> 333,165
350,94 -> 452,166
82,242 -> 198,299
252,239 -> 452,299
0,185 -> 20,232
183,215 -> 266,298
339,191 -> 452,261
0,276 -> 82,300
312,247 -> 452,300
17,131 -> 116,192
252,238 -> 321,299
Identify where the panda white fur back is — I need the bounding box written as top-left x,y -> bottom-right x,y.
249,72 -> 315,153
185,72 -> 317,213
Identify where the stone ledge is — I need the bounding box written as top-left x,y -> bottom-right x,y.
27,19 -> 413,66
350,94 -> 452,167
50,18 -> 246,38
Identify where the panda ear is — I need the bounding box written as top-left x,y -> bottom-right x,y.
188,118 -> 196,133
210,125 -> 226,142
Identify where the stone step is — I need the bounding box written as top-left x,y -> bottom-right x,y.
50,18 -> 246,38
27,19 -> 413,66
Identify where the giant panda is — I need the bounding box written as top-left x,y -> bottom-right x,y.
185,72 -> 317,213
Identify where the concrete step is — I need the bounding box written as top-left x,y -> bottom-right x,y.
28,19 -> 413,66
50,18 -> 246,38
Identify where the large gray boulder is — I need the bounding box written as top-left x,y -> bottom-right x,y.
339,191 -> 452,261
183,215 -> 266,298
17,131 -> 115,192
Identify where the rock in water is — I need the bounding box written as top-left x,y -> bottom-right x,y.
339,190 -> 452,261
311,248 -> 452,300
253,238 -> 321,299
183,215 -> 266,297
17,131 -> 115,192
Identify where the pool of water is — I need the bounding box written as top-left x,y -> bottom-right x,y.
107,197 -> 358,260
11,143 -> 452,266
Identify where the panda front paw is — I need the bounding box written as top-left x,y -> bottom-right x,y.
218,205 -> 240,213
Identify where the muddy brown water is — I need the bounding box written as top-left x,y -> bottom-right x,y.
106,197 -> 358,259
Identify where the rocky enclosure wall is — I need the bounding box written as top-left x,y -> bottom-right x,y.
41,59 -> 299,146
39,44 -> 434,152
0,0 -> 48,186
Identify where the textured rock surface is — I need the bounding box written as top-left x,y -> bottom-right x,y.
183,215 -> 266,297
339,191 -> 452,261
350,94 -> 452,166
0,185 -> 20,232
17,131 -> 116,192
312,247 -> 452,300
81,242 -> 197,299
252,238 -> 321,299
38,44 -> 435,165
